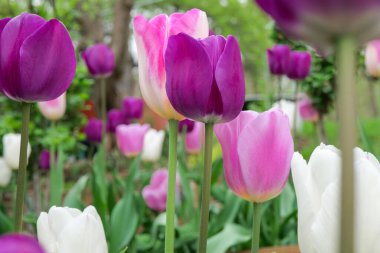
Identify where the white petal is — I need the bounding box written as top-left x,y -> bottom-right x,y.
37,212 -> 57,253
141,129 -> 165,162
0,158 -> 12,187
48,206 -> 77,237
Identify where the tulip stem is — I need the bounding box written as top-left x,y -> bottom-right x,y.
100,77 -> 107,149
14,102 -> 31,232
251,202 -> 262,253
197,122 -> 214,253
165,119 -> 179,253
336,37 -> 357,253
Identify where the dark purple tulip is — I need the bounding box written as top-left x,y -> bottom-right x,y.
121,96 -> 144,119
82,43 -> 115,78
107,109 -> 126,133
256,0 -> 380,51
286,51 -> 312,80
267,45 -> 290,75
39,149 -> 50,171
165,33 -> 245,123
178,119 -> 195,133
0,234 -> 45,253
0,13 -> 76,102
84,118 -> 103,143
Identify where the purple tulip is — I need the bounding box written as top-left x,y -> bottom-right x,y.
267,45 -> 291,75
0,234 -> 45,253
165,33 -> 245,123
286,51 -> 312,80
84,118 -> 103,143
82,43 -> 115,78
256,0 -> 380,51
39,149 -> 50,171
0,13 -> 76,102
106,109 -> 126,133
121,96 -> 144,119
178,119 -> 195,133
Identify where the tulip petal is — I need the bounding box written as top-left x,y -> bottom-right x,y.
47,206 -> 79,237
18,19 -> 76,102
0,234 -> 45,253
165,33 -> 213,121
215,36 -> 245,122
0,17 -> 11,35
37,212 -> 56,253
169,9 -> 209,38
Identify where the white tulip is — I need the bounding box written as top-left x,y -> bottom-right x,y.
141,129 -> 165,162
0,158 -> 12,187
37,205 -> 108,253
292,143 -> 380,253
3,133 -> 31,170
273,99 -> 303,131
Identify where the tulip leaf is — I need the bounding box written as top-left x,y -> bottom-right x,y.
91,146 -> 108,223
63,175 -> 88,209
207,223 -> 251,253
0,209 -> 13,233
50,147 -> 65,206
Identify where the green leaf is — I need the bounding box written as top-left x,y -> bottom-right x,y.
63,175 -> 88,209
91,146 -> 108,221
207,223 -> 251,253
50,147 -> 65,206
0,209 -> 13,233
358,118 -> 374,154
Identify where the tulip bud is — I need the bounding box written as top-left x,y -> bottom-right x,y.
185,121 -> 203,154
84,118 -> 103,144
116,124 -> 149,157
286,51 -> 312,80
298,95 -> 319,122
106,109 -> 126,133
142,169 -> 180,212
0,234 -> 45,253
82,43 -> 115,78
37,205 -> 107,253
365,40 -> 380,77
37,93 -> 66,121
267,45 -> 291,75
214,109 -> 294,202
141,129 -> 165,162
39,150 -> 51,171
3,133 -> 31,170
121,96 -> 144,120
0,158 -> 12,187
0,14 -> 76,102
178,119 -> 195,133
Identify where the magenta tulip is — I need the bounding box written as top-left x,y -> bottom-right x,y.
286,51 -> 312,80
106,109 -> 126,133
365,40 -> 380,77
116,124 -> 149,157
165,34 -> 245,123
121,96 -> 144,119
0,13 -> 76,102
39,149 -> 50,171
298,95 -> 319,122
84,118 -> 103,143
267,45 -> 291,76
0,234 -> 45,253
142,169 -> 180,212
37,93 -> 66,121
214,109 -> 294,202
133,9 -> 209,120
178,119 -> 195,133
82,43 -> 115,78
185,121 -> 203,154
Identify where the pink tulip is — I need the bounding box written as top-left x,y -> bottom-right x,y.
298,95 -> 319,122
142,169 -> 180,212
365,40 -> 380,77
214,109 -> 294,203
185,121 -> 203,154
37,93 -> 66,121
133,9 -> 209,120
116,124 -> 149,157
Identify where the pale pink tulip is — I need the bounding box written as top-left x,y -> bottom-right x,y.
185,122 -> 203,154
116,124 -> 149,157
37,93 -> 66,121
365,40 -> 380,77
298,95 -> 319,122
214,109 -> 294,203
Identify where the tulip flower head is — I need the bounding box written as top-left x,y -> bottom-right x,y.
0,13 -> 76,102
39,150 -> 51,171
0,234 -> 45,253
267,45 -> 291,75
292,144 -> 380,253
38,93 -> 66,121
141,129 -> 165,162
121,96 -> 144,120
286,51 -> 312,80
298,96 -> 319,122
116,124 -> 149,157
178,119 -> 195,133
273,99 -> 303,131
166,34 -> 245,123
133,9 -> 209,120
84,118 -> 103,144
82,43 -> 115,78
3,133 -> 31,170
106,109 -> 125,133
214,109 -> 294,203
37,205 -> 107,253
0,158 -> 12,187
365,40 -> 380,77
185,121 -> 203,154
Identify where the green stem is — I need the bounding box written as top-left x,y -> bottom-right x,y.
165,120 -> 179,253
14,102 -> 31,231
100,78 -> 107,149
251,202 -> 262,253
336,37 -> 356,253
197,122 -> 214,253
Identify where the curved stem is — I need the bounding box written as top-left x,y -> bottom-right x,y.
251,202 -> 262,253
14,102 -> 31,231
165,120 -> 179,253
197,122 -> 214,253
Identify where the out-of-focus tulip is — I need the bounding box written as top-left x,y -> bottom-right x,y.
185,122 -> 203,154
165,34 -> 245,123
81,43 -> 115,78
292,144 -> 380,253
214,109 -> 294,202
116,124 -> 149,157
0,13 -> 76,102
0,158 -> 12,187
286,51 -> 312,80
106,109 -> 125,133
142,129 -> 165,162
365,40 -> 380,77
0,234 -> 45,253
3,133 -> 31,170
142,169 -> 180,212
121,96 -> 144,119
84,118 -> 103,144
178,119 -> 195,133
133,9 -> 209,120
39,150 -> 50,171
37,93 -> 66,121
256,0 -> 380,52
272,99 -> 303,131
298,96 -> 319,122
37,205 -> 107,253
267,45 -> 291,75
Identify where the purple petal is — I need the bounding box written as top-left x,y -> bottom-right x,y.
0,234 -> 45,253
82,43 -> 115,77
